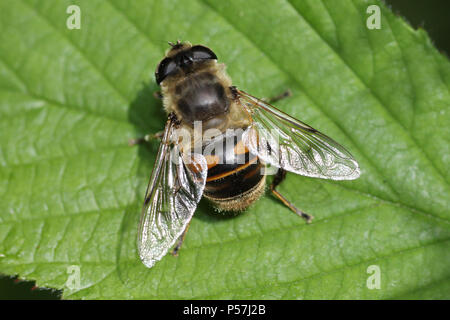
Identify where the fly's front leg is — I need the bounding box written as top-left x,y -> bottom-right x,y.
264,89 -> 292,104
270,168 -> 313,223
153,91 -> 163,100
128,90 -> 164,146
128,131 -> 164,146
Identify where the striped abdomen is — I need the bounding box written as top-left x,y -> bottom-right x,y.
202,129 -> 266,211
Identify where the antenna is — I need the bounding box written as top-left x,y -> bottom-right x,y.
168,40 -> 182,48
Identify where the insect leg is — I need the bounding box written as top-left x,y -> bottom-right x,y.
265,89 -> 292,104
270,168 -> 314,223
171,220 -> 192,256
128,131 -> 164,146
153,91 -> 163,100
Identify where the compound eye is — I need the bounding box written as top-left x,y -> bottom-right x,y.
191,45 -> 217,61
155,57 -> 177,85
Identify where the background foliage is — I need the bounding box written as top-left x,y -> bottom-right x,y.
0,0 -> 449,299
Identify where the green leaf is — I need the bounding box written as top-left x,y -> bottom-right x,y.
0,0 -> 449,299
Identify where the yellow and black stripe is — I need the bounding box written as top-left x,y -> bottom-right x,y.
203,130 -> 264,200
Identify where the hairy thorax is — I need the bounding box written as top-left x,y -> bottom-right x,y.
161,61 -> 250,135
175,72 -> 229,127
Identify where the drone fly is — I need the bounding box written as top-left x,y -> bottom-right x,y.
134,41 -> 360,268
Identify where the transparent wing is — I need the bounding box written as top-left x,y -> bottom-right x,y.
238,89 -> 360,180
138,118 -> 208,268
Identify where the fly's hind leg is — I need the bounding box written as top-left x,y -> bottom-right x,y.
270,168 -> 314,223
171,220 -> 192,256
